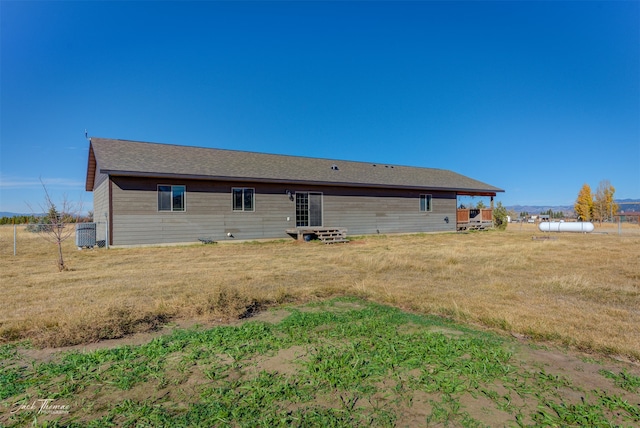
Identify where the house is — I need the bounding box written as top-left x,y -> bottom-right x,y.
85,138 -> 504,246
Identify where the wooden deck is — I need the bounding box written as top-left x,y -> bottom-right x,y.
456,208 -> 494,231
286,227 -> 348,244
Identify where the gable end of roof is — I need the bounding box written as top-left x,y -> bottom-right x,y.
85,142 -> 96,191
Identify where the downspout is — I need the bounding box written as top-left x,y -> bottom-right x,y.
104,212 -> 109,249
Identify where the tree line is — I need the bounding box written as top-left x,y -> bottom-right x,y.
0,213 -> 92,225
0,215 -> 33,225
575,180 -> 617,223
539,209 -> 565,219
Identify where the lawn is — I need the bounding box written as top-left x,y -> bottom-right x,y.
0,223 -> 639,426
1,298 -> 639,426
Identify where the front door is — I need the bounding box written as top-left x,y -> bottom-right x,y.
296,192 -> 323,227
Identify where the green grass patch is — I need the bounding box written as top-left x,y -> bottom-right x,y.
599,369 -> 640,393
1,298 -> 638,427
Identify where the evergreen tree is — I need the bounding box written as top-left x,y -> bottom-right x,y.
492,202 -> 508,230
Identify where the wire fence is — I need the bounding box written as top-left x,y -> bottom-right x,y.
2,219 -> 639,257
0,222 -> 109,256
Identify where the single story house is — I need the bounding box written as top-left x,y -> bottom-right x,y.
85,138 -> 504,246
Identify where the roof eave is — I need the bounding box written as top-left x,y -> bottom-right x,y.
457,189 -> 504,197
99,169 -> 503,195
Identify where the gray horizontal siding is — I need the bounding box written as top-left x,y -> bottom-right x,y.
113,215 -> 223,245
109,176 -> 457,245
111,177 -> 296,245
323,193 -> 456,235
93,178 -> 109,242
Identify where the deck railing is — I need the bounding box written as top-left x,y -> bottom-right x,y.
456,208 -> 493,231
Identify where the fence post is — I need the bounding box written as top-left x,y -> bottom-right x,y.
14,221 -> 17,256
618,216 -> 622,236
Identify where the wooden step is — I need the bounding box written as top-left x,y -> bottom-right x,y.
286,227 -> 348,243
316,228 -> 348,243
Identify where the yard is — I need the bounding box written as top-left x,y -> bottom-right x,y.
0,223 -> 639,425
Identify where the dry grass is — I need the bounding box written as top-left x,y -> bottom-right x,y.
1,223 -> 639,359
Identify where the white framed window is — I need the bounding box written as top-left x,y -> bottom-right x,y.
420,194 -> 432,212
232,188 -> 254,212
158,185 -> 186,212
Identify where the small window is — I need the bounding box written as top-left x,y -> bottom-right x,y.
420,194 -> 432,212
232,188 -> 254,212
158,185 -> 185,212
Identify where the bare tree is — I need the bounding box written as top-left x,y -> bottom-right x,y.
593,180 -> 617,224
29,180 -> 82,271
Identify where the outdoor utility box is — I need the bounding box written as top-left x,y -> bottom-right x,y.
76,222 -> 96,248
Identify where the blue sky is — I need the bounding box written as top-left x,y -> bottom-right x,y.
1,1 -> 638,214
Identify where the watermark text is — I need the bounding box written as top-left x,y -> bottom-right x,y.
11,398 -> 70,415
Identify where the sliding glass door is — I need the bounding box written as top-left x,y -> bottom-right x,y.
295,192 -> 322,227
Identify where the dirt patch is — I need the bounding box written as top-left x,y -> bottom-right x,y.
249,345 -> 308,376
396,322 -> 423,335
427,326 -> 465,337
516,345 -> 640,403
16,320 -> 203,364
13,306 -> 293,367
329,300 -> 368,312
240,308 -> 291,325
459,392 -> 515,426
297,299 -> 368,314
395,389 -> 436,426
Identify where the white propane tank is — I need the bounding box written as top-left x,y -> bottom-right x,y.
538,221 -> 594,233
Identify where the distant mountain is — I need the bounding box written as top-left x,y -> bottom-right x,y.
506,199 -> 639,215
616,199 -> 640,213
506,205 -> 574,215
0,212 -> 32,218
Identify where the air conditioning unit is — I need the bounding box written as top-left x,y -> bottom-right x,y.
76,223 -> 96,249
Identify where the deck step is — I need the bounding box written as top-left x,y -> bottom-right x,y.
316,229 -> 348,243
286,227 -> 348,243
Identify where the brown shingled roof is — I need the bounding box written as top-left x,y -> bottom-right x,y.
85,137 -> 504,195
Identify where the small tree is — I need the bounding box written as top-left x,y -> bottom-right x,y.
492,202 -> 508,230
30,181 -> 81,271
574,184 -> 593,221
